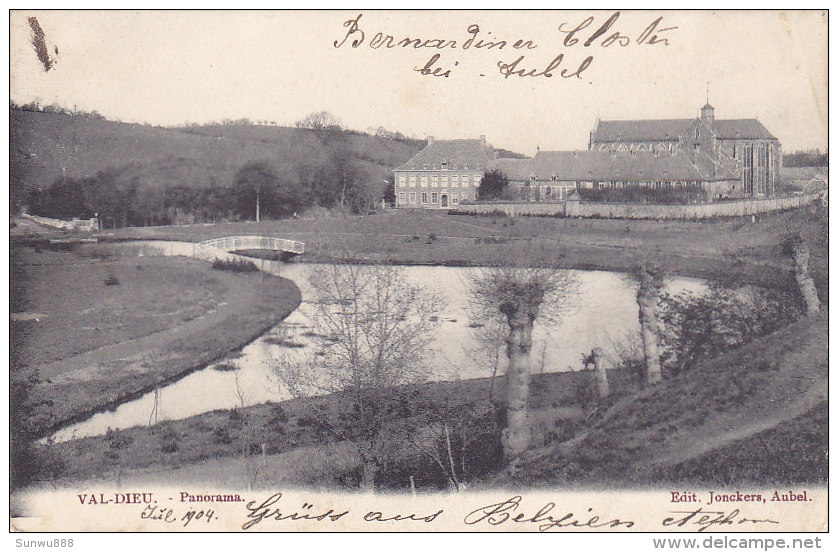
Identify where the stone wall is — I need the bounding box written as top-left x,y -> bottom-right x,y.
455,193 -> 820,220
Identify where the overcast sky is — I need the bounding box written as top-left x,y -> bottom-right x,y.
10,10 -> 828,156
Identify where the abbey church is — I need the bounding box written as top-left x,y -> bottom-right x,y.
394,104 -> 782,208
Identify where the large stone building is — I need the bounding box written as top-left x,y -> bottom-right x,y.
394,105 -> 782,208
588,104 -> 782,198
394,136 -> 494,209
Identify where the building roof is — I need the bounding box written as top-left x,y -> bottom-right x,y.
499,149 -> 734,182
395,139 -> 495,171
713,119 -> 777,140
592,118 -> 777,142
496,158 -> 533,180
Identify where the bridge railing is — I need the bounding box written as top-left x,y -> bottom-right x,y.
198,235 -> 305,254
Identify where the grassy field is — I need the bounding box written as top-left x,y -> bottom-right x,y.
481,310 -> 828,489
108,203 -> 827,301
11,244 -> 301,436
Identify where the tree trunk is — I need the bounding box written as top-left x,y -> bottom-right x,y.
360,447 -> 376,493
593,347 -> 609,400
501,307 -> 534,461
637,270 -> 663,386
791,241 -> 820,316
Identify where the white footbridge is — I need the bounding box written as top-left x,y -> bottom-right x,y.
198,235 -> 305,255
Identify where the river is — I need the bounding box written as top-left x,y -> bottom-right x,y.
49,242 -> 705,442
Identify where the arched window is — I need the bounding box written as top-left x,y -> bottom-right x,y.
694,127 -> 700,140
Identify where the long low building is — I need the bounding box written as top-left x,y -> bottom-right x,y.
498,148 -> 740,202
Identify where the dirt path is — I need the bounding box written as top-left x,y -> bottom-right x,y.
648,379 -> 827,470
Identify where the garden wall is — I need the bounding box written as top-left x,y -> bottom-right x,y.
455,193 -> 820,220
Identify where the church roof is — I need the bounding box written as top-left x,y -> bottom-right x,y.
592,117 -> 777,142
395,139 -> 495,171
499,149 -> 733,182
713,119 -> 777,140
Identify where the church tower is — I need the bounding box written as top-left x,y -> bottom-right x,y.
700,103 -> 715,128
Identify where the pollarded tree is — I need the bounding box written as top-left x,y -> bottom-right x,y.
633,263 -> 664,386
467,245 -> 576,461
273,259 -> 441,491
782,233 -> 821,316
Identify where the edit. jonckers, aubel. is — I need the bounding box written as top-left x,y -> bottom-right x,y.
77,492 -> 153,505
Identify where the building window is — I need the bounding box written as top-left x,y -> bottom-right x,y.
409,192 -> 416,203
473,173 -> 481,185
695,127 -> 700,140
409,175 -> 417,185
441,162 -> 448,170
421,192 -> 428,204
530,175 -> 537,182
452,174 -> 460,186
431,175 -> 438,187
398,175 -> 406,187
431,192 -> 438,204
440,175 -> 449,186
451,192 -> 459,204
420,175 -> 428,185
398,192 -> 406,203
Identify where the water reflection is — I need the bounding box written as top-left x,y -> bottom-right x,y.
50,243 -> 704,442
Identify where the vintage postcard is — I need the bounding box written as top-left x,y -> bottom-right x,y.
8,9 -> 828,538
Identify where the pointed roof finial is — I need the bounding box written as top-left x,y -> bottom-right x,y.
706,81 -> 710,105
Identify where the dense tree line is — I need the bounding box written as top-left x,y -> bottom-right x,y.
783,151 -> 828,168
25,132 -> 388,226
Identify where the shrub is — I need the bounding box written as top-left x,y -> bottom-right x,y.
159,425 -> 181,453
211,258 -> 259,272
103,274 -> 120,286
578,185 -> 707,205
658,285 -> 802,376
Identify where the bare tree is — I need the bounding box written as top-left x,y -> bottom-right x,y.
467,245 -> 576,462
273,260 -> 440,491
294,111 -> 343,132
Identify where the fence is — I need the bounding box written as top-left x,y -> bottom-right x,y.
454,193 -> 821,220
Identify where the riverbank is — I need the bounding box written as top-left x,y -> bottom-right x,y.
37,310 -> 827,490
11,245 -> 301,438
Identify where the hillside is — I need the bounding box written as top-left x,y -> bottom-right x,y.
482,310 -> 828,488
9,109 -> 422,214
